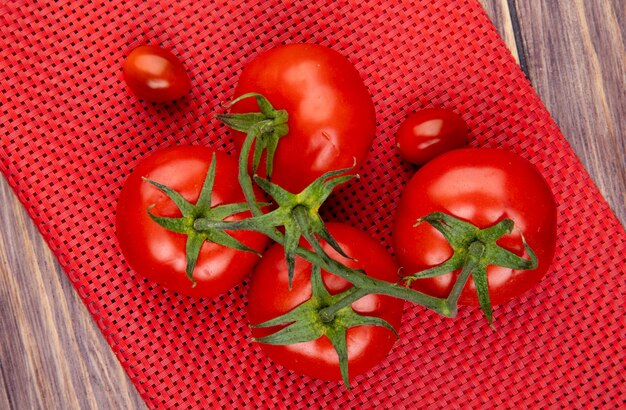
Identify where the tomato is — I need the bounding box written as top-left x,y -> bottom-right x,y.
230,44 -> 376,193
116,146 -> 269,298
247,223 -> 404,383
395,108 -> 468,165
123,45 -> 191,102
393,148 -> 556,306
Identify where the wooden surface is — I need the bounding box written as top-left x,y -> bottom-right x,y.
1,1 -> 624,409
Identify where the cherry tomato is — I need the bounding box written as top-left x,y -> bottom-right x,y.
395,108 -> 468,165
247,223 -> 404,383
231,44 -> 376,193
393,148 -> 556,305
123,45 -> 191,102
116,146 -> 269,298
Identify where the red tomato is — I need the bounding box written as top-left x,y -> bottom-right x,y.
116,146 -> 269,298
393,148 -> 556,306
247,223 -> 404,382
395,108 -> 468,165
123,45 -> 191,102
231,44 -> 376,193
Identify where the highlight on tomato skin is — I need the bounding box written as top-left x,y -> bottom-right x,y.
115,146 -> 270,298
123,45 -> 191,102
247,223 -> 404,384
392,148 -> 557,307
395,108 -> 468,165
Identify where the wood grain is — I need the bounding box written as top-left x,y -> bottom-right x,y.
1,2 -> 624,409
0,177 -> 147,410
512,0 -> 626,223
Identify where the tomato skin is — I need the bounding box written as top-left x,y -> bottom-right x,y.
392,148 -> 556,306
116,146 -> 269,298
247,223 -> 404,382
123,45 -> 191,102
231,44 -> 376,193
395,108 -> 468,165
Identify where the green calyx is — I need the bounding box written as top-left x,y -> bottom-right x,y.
403,212 -> 538,325
253,265 -> 397,389
215,92 -> 289,179
195,164 -> 356,289
254,164 -> 357,286
143,153 -> 263,285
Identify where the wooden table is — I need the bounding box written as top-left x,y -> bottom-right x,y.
1,2 -> 624,408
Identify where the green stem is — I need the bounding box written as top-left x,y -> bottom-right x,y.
442,241 -> 485,316
239,132 -> 263,217
204,218 -> 451,316
318,287 -> 368,322
307,245 -> 449,314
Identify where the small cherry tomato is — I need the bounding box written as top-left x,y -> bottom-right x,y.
395,108 -> 468,165
123,45 -> 191,102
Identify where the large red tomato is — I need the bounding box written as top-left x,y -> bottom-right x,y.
230,43 -> 376,193
393,148 -> 557,306
247,223 -> 404,383
116,146 -> 269,298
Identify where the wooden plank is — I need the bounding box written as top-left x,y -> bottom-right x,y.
511,0 -> 626,223
478,0 -> 523,67
0,177 -> 147,410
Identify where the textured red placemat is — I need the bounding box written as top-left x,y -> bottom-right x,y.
2,0 -> 624,408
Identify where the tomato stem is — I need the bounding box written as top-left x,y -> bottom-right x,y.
216,92 -> 289,180
442,241 -> 485,317
301,245 -> 449,313
318,287 -> 367,322
203,216 -> 451,315
200,219 -> 451,313
238,131 -> 264,217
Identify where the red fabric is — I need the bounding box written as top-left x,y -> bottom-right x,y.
2,0 -> 624,408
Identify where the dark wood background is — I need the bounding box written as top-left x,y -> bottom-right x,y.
1,1 -> 624,408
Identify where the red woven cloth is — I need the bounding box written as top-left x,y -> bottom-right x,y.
2,0 -> 624,408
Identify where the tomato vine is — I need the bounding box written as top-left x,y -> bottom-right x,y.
141,93 -> 545,386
